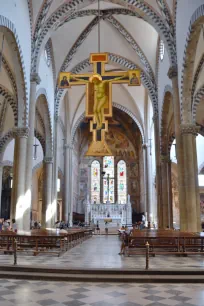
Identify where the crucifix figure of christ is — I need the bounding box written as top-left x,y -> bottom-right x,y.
58,53 -> 141,156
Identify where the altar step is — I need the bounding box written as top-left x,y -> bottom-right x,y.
0,266 -> 203,283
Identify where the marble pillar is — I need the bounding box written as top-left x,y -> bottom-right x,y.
0,163 -> 3,217
51,115 -> 59,224
153,113 -> 162,228
160,155 -> 173,228
25,73 -> 41,229
181,124 -> 201,232
42,157 -> 53,228
168,66 -> 187,230
64,143 -> 73,226
15,128 -> 29,231
142,144 -> 148,218
10,139 -> 18,221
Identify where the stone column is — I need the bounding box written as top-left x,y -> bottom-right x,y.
51,115 -> 58,224
0,162 -> 3,217
167,159 -> 173,228
181,124 -> 201,231
142,144 -> 148,218
64,143 -> 73,226
24,73 -> 41,229
10,139 -> 19,221
153,113 -> 162,228
168,66 -> 186,230
15,128 -> 29,231
42,157 -> 53,228
160,154 -> 173,228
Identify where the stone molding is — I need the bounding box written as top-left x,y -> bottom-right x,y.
30,73 -> 41,84
44,157 -> 53,164
168,65 -> 178,79
180,124 -> 200,136
15,127 -> 29,138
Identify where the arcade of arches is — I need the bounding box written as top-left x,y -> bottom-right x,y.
0,0 -> 204,235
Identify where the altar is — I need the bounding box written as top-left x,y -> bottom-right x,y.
85,202 -> 132,226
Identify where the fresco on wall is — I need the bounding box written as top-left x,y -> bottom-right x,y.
200,194 -> 204,222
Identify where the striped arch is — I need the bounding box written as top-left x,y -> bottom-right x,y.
191,54 -> 204,100
36,88 -> 53,157
0,15 -> 29,126
71,103 -> 145,144
0,129 -> 16,161
34,129 -> 46,156
0,85 -> 18,126
180,4 -> 204,123
192,85 -> 204,124
31,0 -> 175,74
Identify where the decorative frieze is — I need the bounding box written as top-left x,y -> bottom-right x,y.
15,127 -> 29,138
180,124 -> 200,136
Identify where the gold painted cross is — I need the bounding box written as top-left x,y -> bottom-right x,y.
58,53 -> 141,156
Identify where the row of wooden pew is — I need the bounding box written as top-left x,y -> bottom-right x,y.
0,228 -> 93,256
125,230 -> 204,256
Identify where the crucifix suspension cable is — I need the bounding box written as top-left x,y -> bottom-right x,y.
98,0 -> 101,53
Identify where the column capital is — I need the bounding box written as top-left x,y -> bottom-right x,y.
168,65 -> 178,79
160,154 -> 171,163
15,127 -> 29,138
180,124 -> 200,136
30,73 -> 41,84
44,156 -> 53,164
64,143 -> 73,150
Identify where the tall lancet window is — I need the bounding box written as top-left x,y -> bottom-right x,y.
91,160 -> 100,204
103,156 -> 115,203
117,160 -> 127,204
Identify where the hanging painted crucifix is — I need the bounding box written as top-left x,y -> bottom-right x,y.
58,53 -> 141,156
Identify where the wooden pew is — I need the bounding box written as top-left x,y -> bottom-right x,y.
125,230 -> 204,256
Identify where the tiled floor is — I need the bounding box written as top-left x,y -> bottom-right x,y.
0,236 -> 203,270
0,279 -> 204,306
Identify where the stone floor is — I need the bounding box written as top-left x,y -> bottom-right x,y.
0,236 -> 203,270
0,279 -> 204,306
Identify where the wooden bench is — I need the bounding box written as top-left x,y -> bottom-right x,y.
125,230 -> 204,256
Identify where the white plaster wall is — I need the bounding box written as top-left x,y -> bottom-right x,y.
32,138 -> 44,168
176,0 -> 204,99
0,0 -> 31,95
3,139 -> 14,162
196,134 -> 204,170
37,53 -> 55,129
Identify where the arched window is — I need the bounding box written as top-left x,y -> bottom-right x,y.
117,160 -> 127,204
103,156 -> 114,203
91,160 -> 100,204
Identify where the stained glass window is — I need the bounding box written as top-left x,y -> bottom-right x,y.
117,160 -> 127,204
91,160 -> 100,204
103,156 -> 114,203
